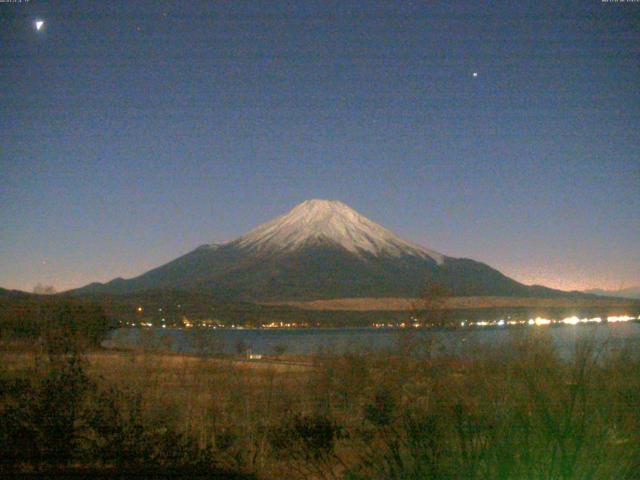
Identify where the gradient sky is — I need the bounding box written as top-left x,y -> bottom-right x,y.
1,0 -> 638,293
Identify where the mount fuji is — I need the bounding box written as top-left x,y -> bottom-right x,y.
74,199 -> 564,300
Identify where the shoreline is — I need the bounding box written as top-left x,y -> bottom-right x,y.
119,315 -> 640,331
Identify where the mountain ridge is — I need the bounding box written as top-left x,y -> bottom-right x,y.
72,199 -> 576,300
584,287 -> 640,300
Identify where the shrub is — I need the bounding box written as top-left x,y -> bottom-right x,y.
0,355 -> 90,470
363,388 -> 395,427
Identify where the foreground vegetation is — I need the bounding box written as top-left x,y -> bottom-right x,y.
1,323 -> 639,478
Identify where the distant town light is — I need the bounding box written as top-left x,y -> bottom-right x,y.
562,316 -> 580,325
607,315 -> 634,322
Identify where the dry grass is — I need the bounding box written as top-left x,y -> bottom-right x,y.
264,295 -> 640,311
2,330 -> 639,479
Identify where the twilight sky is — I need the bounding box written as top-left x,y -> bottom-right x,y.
1,0 -> 638,293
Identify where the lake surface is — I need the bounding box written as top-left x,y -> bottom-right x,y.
105,321 -> 640,358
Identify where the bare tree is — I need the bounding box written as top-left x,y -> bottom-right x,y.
415,283 -> 452,328
33,283 -> 57,295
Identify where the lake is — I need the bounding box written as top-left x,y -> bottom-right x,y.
105,320 -> 640,358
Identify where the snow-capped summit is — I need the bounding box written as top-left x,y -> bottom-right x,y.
231,199 -> 445,263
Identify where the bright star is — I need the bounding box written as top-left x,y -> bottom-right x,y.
35,20 -> 44,31
472,72 -> 478,78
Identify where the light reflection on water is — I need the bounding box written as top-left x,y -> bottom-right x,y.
105,319 -> 640,357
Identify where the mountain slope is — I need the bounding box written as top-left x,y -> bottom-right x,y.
584,287 -> 640,300
73,199 -> 570,300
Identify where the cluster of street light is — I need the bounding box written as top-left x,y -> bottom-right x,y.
467,315 -> 638,328
371,315 -> 639,329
